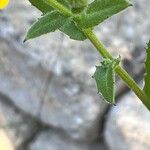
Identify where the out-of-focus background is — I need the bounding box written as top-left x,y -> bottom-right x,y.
0,0 -> 150,150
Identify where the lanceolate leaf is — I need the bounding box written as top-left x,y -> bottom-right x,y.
25,11 -> 68,40
25,11 -> 86,41
27,0 -> 86,41
93,58 -> 120,104
144,41 -> 150,98
79,0 -> 132,28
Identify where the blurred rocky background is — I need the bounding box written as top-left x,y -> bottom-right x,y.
0,0 -> 150,150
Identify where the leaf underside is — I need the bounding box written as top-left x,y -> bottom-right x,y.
93,58 -> 120,104
144,41 -> 150,98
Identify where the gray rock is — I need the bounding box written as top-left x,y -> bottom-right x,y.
104,92 -> 150,150
0,94 -> 39,148
29,131 -> 106,150
0,37 -> 106,142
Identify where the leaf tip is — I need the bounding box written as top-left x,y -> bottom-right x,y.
113,103 -> 117,106
23,38 -> 27,43
128,2 -> 133,7
125,0 -> 133,6
129,3 -> 133,7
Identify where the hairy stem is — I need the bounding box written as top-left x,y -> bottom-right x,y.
45,0 -> 150,110
45,0 -> 73,16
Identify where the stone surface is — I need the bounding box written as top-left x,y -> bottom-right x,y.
0,37 -> 105,142
0,94 -> 40,148
104,92 -> 150,150
29,131 -> 106,150
0,129 -> 14,150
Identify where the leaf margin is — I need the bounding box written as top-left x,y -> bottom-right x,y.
143,40 -> 150,98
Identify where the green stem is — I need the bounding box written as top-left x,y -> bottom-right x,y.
45,0 -> 73,16
45,0 -> 150,110
84,29 -> 150,110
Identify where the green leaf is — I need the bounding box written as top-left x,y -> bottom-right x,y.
29,0 -> 54,14
25,11 -> 86,41
59,18 -> 86,40
144,41 -> 150,98
93,58 -> 120,104
29,0 -> 70,14
28,0 -> 85,41
25,11 -> 68,40
79,0 -> 132,28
